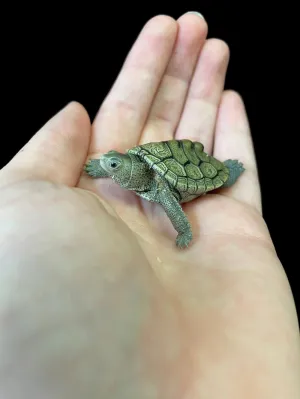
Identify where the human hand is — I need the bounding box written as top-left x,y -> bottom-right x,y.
0,13 -> 299,399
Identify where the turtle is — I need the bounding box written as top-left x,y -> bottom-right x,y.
84,139 -> 245,249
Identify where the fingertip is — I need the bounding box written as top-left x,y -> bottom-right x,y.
145,14 -> 177,26
203,38 -> 230,69
48,101 -> 91,134
142,14 -> 178,37
185,11 -> 205,19
222,90 -> 245,109
65,101 -> 91,124
218,90 -> 250,132
177,11 -> 208,36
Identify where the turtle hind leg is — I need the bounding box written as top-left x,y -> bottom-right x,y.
222,159 -> 245,188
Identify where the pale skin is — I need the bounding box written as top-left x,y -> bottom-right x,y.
0,12 -> 299,399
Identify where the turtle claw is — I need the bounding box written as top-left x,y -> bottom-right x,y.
84,159 -> 100,177
84,159 -> 111,178
176,231 -> 193,249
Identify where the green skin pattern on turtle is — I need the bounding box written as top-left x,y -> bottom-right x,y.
84,139 -> 245,249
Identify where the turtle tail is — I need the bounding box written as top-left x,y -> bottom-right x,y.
222,159 -> 245,188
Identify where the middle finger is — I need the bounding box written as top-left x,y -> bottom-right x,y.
140,12 -> 208,144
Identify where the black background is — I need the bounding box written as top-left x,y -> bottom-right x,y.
1,4 -> 298,317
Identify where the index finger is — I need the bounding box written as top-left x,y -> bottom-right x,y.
90,15 -> 178,154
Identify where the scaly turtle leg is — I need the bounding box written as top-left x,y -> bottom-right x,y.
135,180 -> 159,202
158,187 -> 192,249
84,159 -> 110,178
137,176 -> 192,249
85,157 -> 193,249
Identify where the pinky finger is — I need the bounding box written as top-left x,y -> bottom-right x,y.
213,90 -> 262,213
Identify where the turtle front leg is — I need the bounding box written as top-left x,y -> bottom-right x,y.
135,180 -> 159,202
136,179 -> 192,248
156,177 -> 193,249
84,159 -> 110,178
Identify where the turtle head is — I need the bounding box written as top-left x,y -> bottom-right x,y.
99,150 -> 133,188
99,150 -> 153,191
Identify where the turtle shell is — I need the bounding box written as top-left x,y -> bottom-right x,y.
128,139 -> 230,203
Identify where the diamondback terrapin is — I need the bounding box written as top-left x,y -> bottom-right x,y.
84,139 -> 245,248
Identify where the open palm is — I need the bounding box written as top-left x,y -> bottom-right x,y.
76,14 -> 290,395
80,13 -> 270,258
1,13 -> 298,399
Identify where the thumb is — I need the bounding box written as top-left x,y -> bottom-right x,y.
0,102 -> 91,188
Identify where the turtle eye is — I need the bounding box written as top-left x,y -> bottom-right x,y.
109,157 -> 121,169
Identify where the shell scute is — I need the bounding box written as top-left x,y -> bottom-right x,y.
129,139 -> 230,201
176,177 -> 188,192
163,158 -> 186,177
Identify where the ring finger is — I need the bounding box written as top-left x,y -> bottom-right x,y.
175,38 -> 230,154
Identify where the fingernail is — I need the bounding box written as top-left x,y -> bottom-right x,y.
186,11 -> 205,19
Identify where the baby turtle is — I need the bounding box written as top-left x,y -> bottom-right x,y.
84,139 -> 245,249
